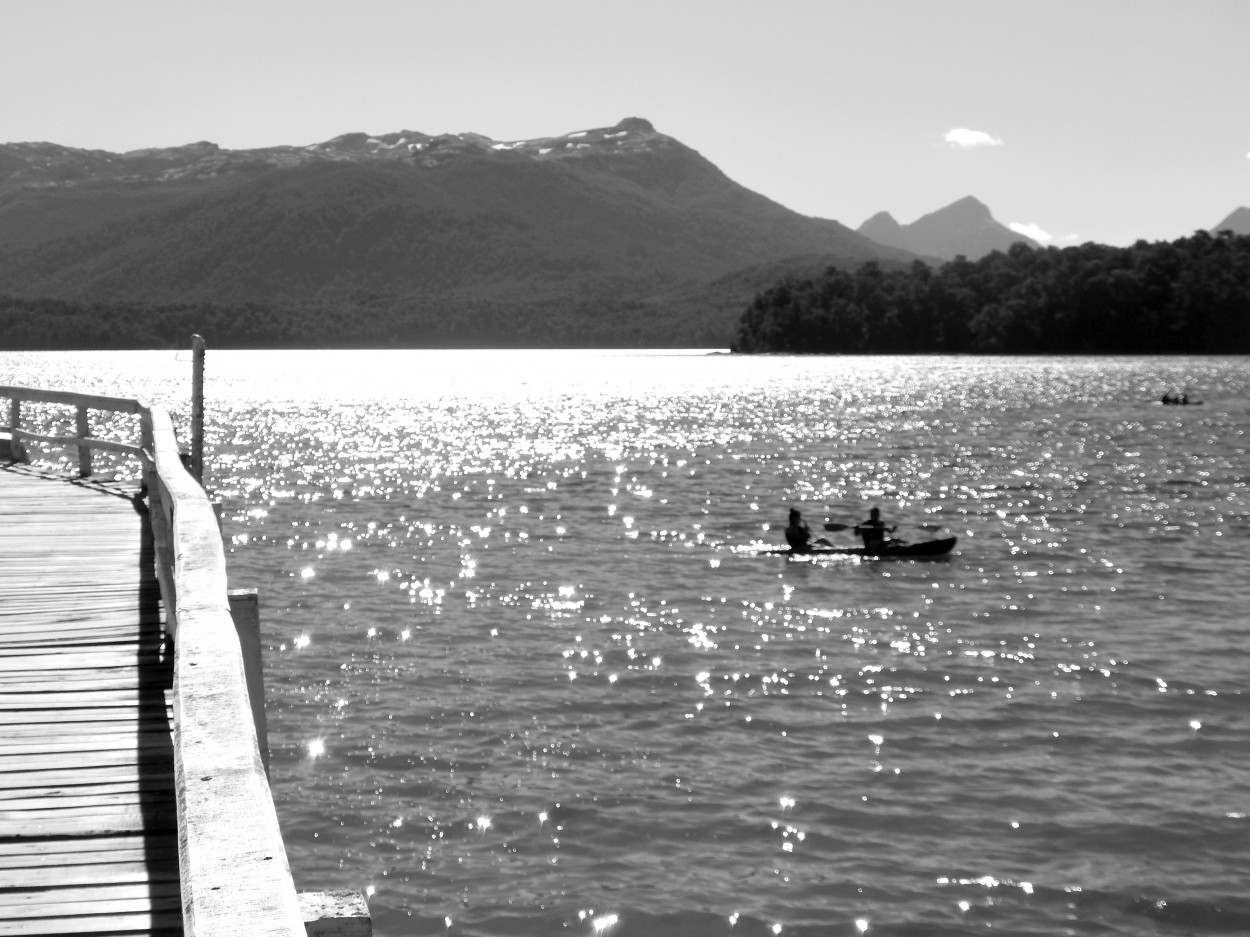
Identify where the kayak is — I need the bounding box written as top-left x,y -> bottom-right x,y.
761,536 -> 957,558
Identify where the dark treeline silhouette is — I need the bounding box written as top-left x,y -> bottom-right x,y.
733,230 -> 1250,353
0,294 -> 704,349
0,296 -> 366,350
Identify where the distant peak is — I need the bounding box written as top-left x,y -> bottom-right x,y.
1211,206 -> 1250,235
861,210 -> 899,227
614,117 -> 655,133
941,195 -> 992,217
856,195 -> 1032,260
856,211 -> 909,251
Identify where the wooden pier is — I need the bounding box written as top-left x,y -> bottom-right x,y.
0,466 -> 181,935
1,381 -> 369,937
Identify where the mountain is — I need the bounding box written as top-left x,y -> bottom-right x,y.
856,195 -> 1037,261
0,118 -> 917,348
1212,207 -> 1250,236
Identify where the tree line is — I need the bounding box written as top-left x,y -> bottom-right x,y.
732,230 -> 1250,354
0,293 -> 712,350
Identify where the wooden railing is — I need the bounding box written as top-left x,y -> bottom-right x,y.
1,385 -> 147,475
0,385 -> 367,936
145,405 -> 311,937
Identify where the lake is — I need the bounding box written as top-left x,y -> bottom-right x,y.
2,350 -> 1248,937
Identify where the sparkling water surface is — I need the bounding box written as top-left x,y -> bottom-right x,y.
3,350 -> 1249,937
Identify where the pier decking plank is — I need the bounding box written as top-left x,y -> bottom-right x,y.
0,467 -> 180,937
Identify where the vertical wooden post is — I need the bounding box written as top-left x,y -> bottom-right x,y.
299,891 -> 373,937
6,398 -> 19,463
191,334 -> 206,486
75,405 -> 92,477
139,410 -> 155,494
147,483 -> 178,645
228,589 -> 270,777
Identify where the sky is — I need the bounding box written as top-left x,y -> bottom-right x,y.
4,0 -> 1248,247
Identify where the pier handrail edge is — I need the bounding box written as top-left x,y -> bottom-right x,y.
146,406 -> 307,937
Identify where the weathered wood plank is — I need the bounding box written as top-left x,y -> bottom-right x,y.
0,880 -> 182,910
0,733 -> 174,756
0,855 -> 180,882
0,852 -> 179,877
0,788 -> 176,812
0,653 -> 159,668
0,675 -> 163,703
0,833 -> 173,859
0,895 -> 182,921
0,778 -> 176,802
0,717 -> 168,736
0,750 -> 172,774
0,629 -> 164,646
0,707 -> 171,727
0,806 -> 176,838
0,919 -> 182,937
0,765 -> 174,790
0,690 -> 169,709
0,662 -> 162,678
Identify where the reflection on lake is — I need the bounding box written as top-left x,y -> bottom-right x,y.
3,350 -> 1248,937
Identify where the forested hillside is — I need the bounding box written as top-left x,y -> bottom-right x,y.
0,119 -> 913,349
733,231 -> 1250,354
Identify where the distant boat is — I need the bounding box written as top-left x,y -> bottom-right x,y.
760,536 -> 957,559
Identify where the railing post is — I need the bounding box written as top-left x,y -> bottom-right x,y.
228,589 -> 270,777
299,892 -> 373,937
140,410 -> 155,493
191,334 -> 206,486
6,397 -> 19,463
75,405 -> 92,477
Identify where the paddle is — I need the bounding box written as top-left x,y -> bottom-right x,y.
825,519 -> 902,543
825,521 -> 883,537
827,520 -> 945,533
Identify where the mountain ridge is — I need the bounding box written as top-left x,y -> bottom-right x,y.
856,195 -> 1037,261
0,118 -> 919,346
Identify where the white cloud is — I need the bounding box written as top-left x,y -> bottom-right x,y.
944,128 -> 1004,148
1008,222 -> 1052,243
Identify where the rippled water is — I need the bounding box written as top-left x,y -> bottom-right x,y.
4,351 -> 1249,937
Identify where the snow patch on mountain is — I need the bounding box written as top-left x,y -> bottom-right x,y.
0,118 -> 669,190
